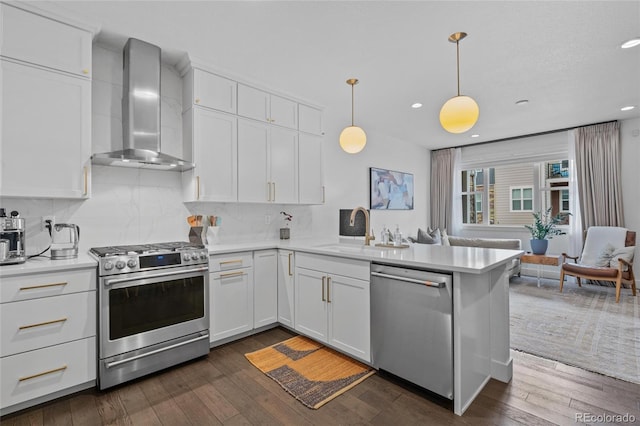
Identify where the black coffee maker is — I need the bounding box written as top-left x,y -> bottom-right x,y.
0,208 -> 27,265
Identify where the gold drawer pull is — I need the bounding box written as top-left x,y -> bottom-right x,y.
19,317 -> 68,330
219,259 -> 242,265
19,365 -> 67,382
82,69 -> 89,75
219,271 -> 245,279
20,282 -> 67,291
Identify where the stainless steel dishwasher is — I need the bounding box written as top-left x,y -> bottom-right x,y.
371,263 -> 453,400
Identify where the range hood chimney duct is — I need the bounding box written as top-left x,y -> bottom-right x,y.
92,38 -> 193,171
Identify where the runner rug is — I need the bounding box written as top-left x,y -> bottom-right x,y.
245,335 -> 375,409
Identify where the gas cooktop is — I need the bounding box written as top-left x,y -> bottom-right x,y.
90,241 -> 204,257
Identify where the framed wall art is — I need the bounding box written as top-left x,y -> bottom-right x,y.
370,167 -> 414,210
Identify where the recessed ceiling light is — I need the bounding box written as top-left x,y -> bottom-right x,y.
471,134 -> 480,138
515,99 -> 529,106
621,37 -> 640,49
411,103 -> 423,109
621,105 -> 636,111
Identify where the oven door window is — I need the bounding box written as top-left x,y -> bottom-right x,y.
109,276 -> 204,340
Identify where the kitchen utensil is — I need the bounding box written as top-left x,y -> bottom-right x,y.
51,223 -> 80,259
187,215 -> 197,227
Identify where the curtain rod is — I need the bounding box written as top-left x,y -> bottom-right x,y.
441,119 -> 617,151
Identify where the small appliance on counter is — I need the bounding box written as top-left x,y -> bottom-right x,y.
50,223 -> 80,259
0,208 -> 27,265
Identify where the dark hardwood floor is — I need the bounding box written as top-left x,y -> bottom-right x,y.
3,327 -> 639,425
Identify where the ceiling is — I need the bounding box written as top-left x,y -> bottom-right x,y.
35,1 -> 640,150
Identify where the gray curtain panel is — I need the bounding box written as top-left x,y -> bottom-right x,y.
430,148 -> 456,231
574,121 -> 624,229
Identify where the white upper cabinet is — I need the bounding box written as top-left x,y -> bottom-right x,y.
1,60 -> 91,199
0,3 -> 92,78
238,84 -> 298,130
298,104 -> 323,135
237,119 -> 298,204
182,108 -> 237,202
298,133 -> 324,204
183,68 -> 236,114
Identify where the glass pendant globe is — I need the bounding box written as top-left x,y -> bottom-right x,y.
339,126 -> 367,154
439,95 -> 480,134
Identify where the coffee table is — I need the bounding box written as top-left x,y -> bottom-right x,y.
520,253 -> 561,286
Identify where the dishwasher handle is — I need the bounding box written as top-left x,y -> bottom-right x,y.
371,271 -> 445,288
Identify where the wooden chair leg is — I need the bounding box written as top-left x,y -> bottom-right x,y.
630,269 -> 637,297
576,276 -> 582,287
559,268 -> 565,293
615,276 -> 622,303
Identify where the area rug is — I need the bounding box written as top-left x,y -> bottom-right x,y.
509,276 -> 640,384
245,335 -> 375,409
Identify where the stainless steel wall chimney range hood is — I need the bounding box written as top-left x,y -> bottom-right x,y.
92,38 -> 193,171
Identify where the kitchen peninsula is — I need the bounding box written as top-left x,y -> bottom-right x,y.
208,239 -> 521,415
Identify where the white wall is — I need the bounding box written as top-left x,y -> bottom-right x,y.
620,117 -> 640,274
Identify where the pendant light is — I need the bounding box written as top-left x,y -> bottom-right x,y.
339,78 -> 367,154
439,32 -> 479,134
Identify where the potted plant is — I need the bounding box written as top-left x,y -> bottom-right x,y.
280,211 -> 293,240
524,208 -> 570,255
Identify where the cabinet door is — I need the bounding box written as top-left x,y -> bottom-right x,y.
253,250 -> 278,328
328,275 -> 371,362
188,108 -> 237,202
0,3 -> 92,78
237,84 -> 269,123
277,250 -> 295,328
298,133 -> 324,204
269,95 -> 297,129
210,268 -> 254,342
269,127 -> 298,204
298,104 -> 323,135
193,69 -> 236,113
237,119 -> 269,202
294,268 -> 328,342
1,60 -> 91,198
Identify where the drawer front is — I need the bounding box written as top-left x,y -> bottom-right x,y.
295,252 -> 370,281
0,337 -> 96,410
0,268 -> 96,303
1,291 -> 96,357
209,252 -> 253,272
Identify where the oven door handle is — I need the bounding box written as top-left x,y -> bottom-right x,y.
103,266 -> 209,286
105,333 -> 209,369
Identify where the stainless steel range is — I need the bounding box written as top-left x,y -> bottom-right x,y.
90,242 -> 210,389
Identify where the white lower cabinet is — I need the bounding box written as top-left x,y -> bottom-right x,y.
294,253 -> 371,362
0,267 -> 96,415
253,250 -> 278,328
209,254 -> 254,343
277,250 -> 295,328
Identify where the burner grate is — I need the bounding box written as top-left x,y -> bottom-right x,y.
90,241 -> 204,257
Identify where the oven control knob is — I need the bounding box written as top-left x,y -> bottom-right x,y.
200,252 -> 207,260
104,261 -> 114,270
115,260 -> 126,269
127,259 -> 137,268
182,253 -> 192,261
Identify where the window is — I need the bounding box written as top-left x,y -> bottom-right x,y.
510,186 -> 533,212
459,160 -> 571,227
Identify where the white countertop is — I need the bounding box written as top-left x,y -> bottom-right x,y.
208,238 -> 523,274
0,253 -> 97,278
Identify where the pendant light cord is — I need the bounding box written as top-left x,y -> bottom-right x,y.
351,82 -> 355,126
456,40 -> 461,96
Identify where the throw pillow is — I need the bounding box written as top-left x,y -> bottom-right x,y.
441,229 -> 451,246
595,243 -> 615,267
417,228 -> 442,245
609,246 -> 635,271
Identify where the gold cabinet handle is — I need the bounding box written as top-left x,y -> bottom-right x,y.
83,166 -> 88,196
19,317 -> 67,330
196,176 -> 201,200
195,98 -> 201,104
19,365 -> 67,382
321,276 -> 326,302
288,252 -> 293,276
327,277 -> 331,303
272,182 -> 276,202
20,282 -> 67,291
219,271 -> 245,279
82,69 -> 89,75
219,259 -> 243,266
267,181 -> 272,202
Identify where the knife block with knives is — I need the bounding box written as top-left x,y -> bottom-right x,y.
187,215 -> 204,244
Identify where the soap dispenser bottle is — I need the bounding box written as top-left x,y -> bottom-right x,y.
394,225 -> 402,246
